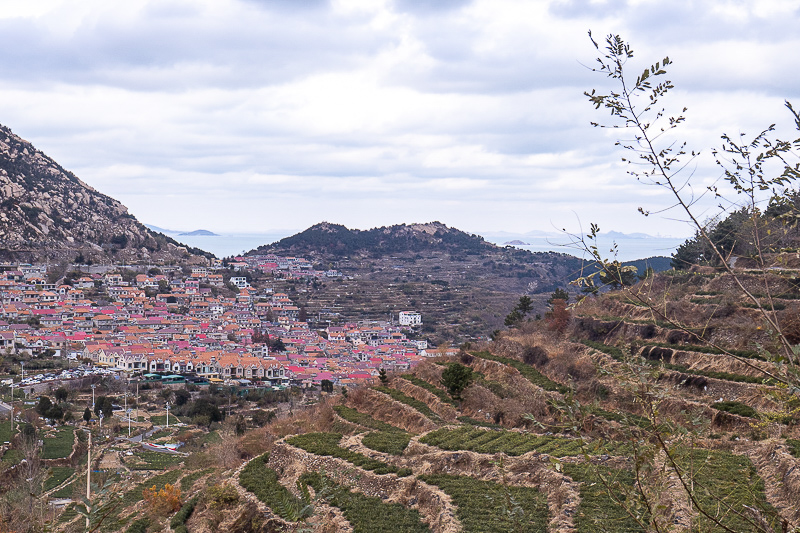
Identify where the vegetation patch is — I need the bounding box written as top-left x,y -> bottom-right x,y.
300,471 -> 430,533
180,468 -> 213,491
42,426 -> 74,459
43,466 -> 74,492
711,401 -> 759,419
579,340 -> 625,361
457,416 -> 504,429
420,426 -> 624,457
563,463 -> 647,533
239,453 -> 311,522
673,448 -> 780,532
373,386 -> 443,423
286,432 -> 407,475
788,439 -> 800,458
472,351 -> 569,393
128,450 -> 185,470
333,405 -> 402,432
400,374 -> 457,405
419,473 -> 548,532
361,431 -> 412,456
170,494 -> 199,530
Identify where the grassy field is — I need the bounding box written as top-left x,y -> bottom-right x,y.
127,450 -> 185,470
42,426 -> 74,459
43,466 -> 75,492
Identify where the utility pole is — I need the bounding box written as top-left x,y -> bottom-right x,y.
86,429 -> 92,530
91,384 -> 96,410
9,381 -> 13,438
165,402 -> 170,428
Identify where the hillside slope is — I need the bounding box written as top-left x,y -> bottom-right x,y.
0,123 -> 211,264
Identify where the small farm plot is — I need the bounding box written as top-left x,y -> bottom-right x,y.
420,426 -> 623,457
239,453 -> 311,522
419,474 -> 549,532
300,472 -> 431,533
562,463 -> 647,533
286,432 -> 409,476
42,426 -> 74,459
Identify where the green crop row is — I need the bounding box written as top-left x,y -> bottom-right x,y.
562,463 -> 647,532
579,340 -> 625,361
287,432 -> 409,476
361,431 -> 412,456
239,453 -> 311,522
44,466 -> 74,492
180,468 -> 213,492
399,374 -> 456,405
420,427 -> 624,457
300,472 -> 430,533
373,386 -> 443,423
591,408 -> 651,429
42,426 -> 74,459
128,450 -> 185,470
419,474 -> 548,532
333,405 -> 401,432
711,401 -> 759,419
170,494 -> 199,530
471,351 -> 569,394
673,448 -> 780,532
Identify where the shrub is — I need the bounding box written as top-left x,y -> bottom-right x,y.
521,346 -> 549,367
142,483 -> 183,516
440,363 -> 473,401
711,401 -> 759,419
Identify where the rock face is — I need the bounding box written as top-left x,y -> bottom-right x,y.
0,123 -> 211,263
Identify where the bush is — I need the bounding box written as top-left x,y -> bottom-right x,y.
711,401 -> 759,419
522,346 -> 549,367
440,363 -> 473,401
142,483 -> 182,516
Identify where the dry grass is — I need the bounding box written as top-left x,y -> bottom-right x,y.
345,387 -> 437,434
267,400 -> 336,439
392,377 -> 459,422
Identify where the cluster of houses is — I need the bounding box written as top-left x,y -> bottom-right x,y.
0,260 -> 428,389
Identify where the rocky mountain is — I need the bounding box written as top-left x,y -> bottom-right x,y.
0,123 -> 212,264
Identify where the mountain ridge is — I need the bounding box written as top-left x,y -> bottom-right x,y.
0,123 -> 212,263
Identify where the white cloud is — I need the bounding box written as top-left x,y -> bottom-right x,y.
0,0 -> 798,243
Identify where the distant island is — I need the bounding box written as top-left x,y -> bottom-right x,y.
504,240 -> 529,245
179,229 -> 219,236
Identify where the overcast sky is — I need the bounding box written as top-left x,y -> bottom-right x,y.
2,0 -> 799,238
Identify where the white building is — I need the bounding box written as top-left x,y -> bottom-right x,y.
398,311 -> 422,326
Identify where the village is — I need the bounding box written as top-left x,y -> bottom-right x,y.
0,253 -> 433,393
